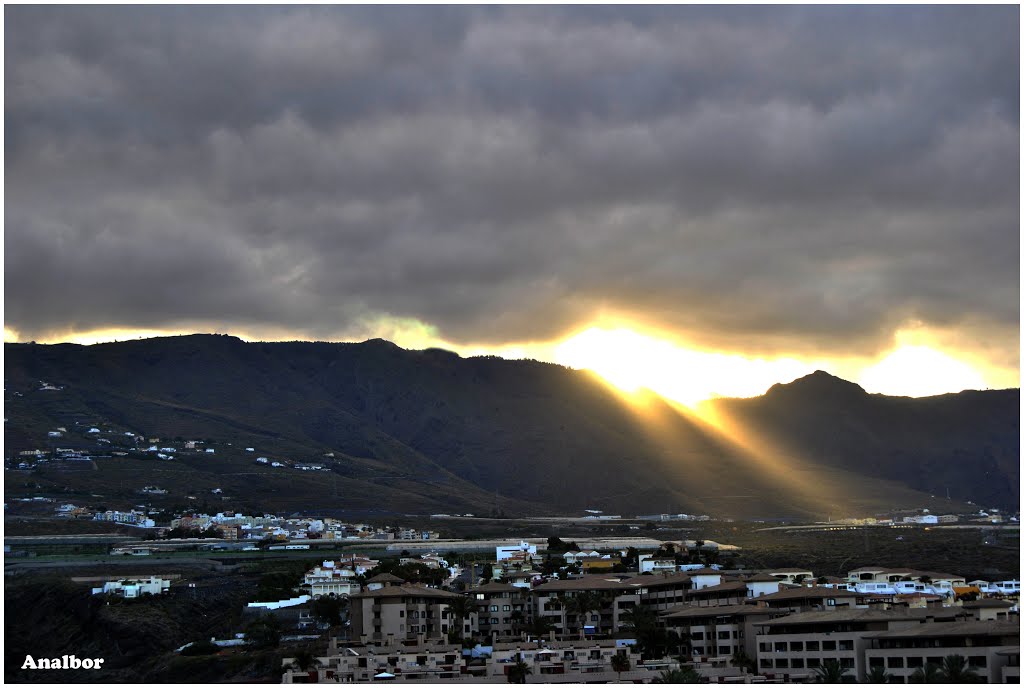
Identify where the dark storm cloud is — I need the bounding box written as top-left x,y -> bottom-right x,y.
5,6 -> 1019,356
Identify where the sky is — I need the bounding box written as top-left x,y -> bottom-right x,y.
4,6 -> 1020,403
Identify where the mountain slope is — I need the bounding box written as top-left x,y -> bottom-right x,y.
4,336 -> 1017,517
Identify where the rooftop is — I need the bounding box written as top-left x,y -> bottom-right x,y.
866,620 -> 1020,639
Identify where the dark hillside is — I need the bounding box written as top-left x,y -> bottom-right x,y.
4,337 -> 1018,517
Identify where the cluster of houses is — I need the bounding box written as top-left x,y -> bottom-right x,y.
275,541 -> 1020,684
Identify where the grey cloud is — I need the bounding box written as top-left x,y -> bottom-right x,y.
4,6 -> 1018,362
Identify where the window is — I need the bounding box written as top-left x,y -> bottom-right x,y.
907,657 -> 923,668
838,640 -> 854,652
822,641 -> 836,652
693,647 -> 705,656
492,618 -> 499,624
791,659 -> 804,669
868,657 -> 883,668
760,659 -> 773,669
692,632 -> 705,641
490,605 -> 498,612
887,658 -> 904,669
718,631 -> 731,640
840,658 -> 854,669
776,659 -> 789,669
503,605 -> 511,612
807,658 -> 821,668
826,598 -> 837,606
806,641 -> 819,651
399,611 -> 405,618
968,656 -> 987,668
790,641 -> 804,652
758,642 -> 769,653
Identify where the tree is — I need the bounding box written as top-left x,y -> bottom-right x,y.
311,595 -> 344,627
528,614 -> 555,638
909,663 -> 942,683
653,667 -> 702,683
611,652 -> 631,682
566,591 -> 601,639
730,649 -> 756,674
285,648 -> 322,672
815,659 -> 852,683
862,665 -> 891,683
507,657 -> 532,684
245,614 -> 281,649
939,655 -> 982,683
448,595 -> 478,641
622,605 -> 678,660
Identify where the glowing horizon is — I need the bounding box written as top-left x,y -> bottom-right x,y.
5,320 -> 1014,404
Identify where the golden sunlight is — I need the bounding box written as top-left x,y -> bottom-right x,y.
553,327 -> 816,406
857,345 -> 988,397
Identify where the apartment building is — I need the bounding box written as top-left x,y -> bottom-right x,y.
864,620 -> 1020,683
304,560 -> 361,598
997,647 -> 1019,683
533,576 -> 630,638
349,582 -> 465,644
532,572 -> 694,638
467,581 -> 532,640
486,639 -> 641,681
753,608 -> 968,682
282,638 -> 465,683
747,586 -> 866,612
660,603 -> 778,661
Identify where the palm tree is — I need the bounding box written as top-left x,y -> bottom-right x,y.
909,663 -> 942,684
448,595 -> 479,641
509,610 -> 525,635
507,658 -> 532,684
611,652 -> 631,682
815,659 -> 852,683
653,666 -> 702,683
285,648 -> 322,682
730,649 -> 756,674
939,654 -> 982,683
862,665 -> 891,683
567,591 -> 601,639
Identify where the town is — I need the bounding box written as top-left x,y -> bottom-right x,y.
6,498 -> 1020,684
5,404 -> 1020,683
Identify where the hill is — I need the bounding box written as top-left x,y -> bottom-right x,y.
3,336 -> 1018,518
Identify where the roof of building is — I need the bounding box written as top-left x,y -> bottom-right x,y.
687,568 -> 723,576
865,620 -> 1020,640
754,607 -> 968,627
661,603 -> 776,620
351,584 -> 464,600
686,581 -> 748,597
366,573 -> 406,584
961,599 -> 1016,609
622,572 -> 692,588
533,576 -> 631,592
766,568 -> 815,574
745,587 -> 862,604
743,573 -> 784,584
471,582 -> 521,593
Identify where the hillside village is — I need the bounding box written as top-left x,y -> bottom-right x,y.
66,533 -> 1019,684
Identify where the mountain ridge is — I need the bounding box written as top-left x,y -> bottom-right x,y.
4,335 -> 1018,518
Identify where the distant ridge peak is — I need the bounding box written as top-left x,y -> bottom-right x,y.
766,369 -> 866,397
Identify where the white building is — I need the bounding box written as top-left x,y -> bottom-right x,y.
93,576 -> 171,598
496,540 -> 537,561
